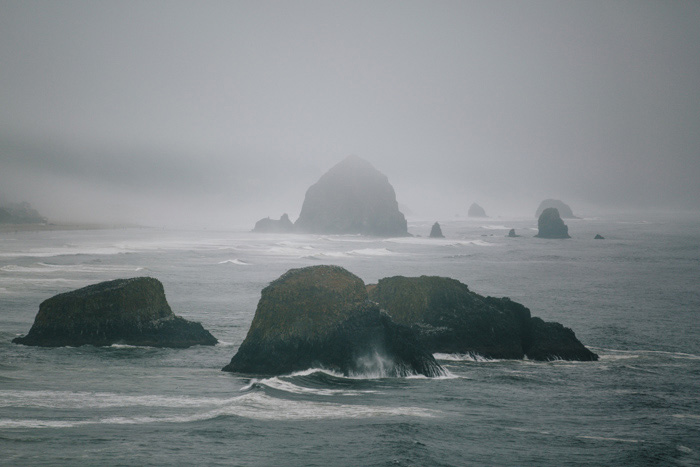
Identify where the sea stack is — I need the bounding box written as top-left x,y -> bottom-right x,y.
252,214 -> 294,233
535,208 -> 571,239
535,199 -> 578,219
368,275 -> 598,361
223,265 -> 443,377
429,222 -> 444,238
13,277 -> 217,348
594,234 -> 605,240
507,229 -> 519,238
468,203 -> 488,218
294,156 -> 409,236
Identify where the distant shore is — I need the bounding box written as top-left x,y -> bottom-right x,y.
0,222 -> 144,233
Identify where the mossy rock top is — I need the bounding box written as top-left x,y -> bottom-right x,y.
246,265 -> 369,342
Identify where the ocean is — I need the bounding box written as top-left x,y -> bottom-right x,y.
1,214 -> 699,466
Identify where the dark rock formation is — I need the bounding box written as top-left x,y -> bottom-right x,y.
223,265 -> 443,377
523,318 -> 598,361
429,222 -> 444,238
13,277 -> 217,348
367,275 -> 597,361
468,203 -> 488,218
252,214 -> 294,233
507,229 -> 519,238
594,234 -> 605,240
294,156 -> 409,236
0,202 -> 46,224
535,208 -> 571,239
535,199 -> 578,219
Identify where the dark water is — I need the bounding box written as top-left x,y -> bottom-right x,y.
1,215 -> 699,466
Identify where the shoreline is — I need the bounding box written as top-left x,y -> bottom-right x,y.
0,222 -> 145,233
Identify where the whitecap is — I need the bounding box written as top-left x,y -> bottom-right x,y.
218,259 -> 249,265
347,248 -> 396,256
434,352 -> 496,362
577,435 -> 641,443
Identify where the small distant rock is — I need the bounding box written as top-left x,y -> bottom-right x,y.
468,203 -> 488,218
429,222 -> 444,238
594,234 -> 605,240
535,199 -> 578,219
252,213 -> 294,233
507,229 -> 520,238
535,208 -> 571,239
13,277 -> 217,348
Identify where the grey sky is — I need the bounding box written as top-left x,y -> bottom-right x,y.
1,1 -> 698,226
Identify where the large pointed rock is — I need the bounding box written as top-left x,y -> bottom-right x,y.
468,203 -> 488,218
223,265 -> 443,376
368,275 -> 597,361
13,277 -> 217,348
535,207 -> 571,239
429,222 -> 444,238
294,156 -> 408,236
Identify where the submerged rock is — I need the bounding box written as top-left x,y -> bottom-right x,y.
468,203 -> 488,218
429,222 -> 444,238
535,208 -> 571,239
223,265 -> 443,377
294,156 -> 409,236
13,277 -> 217,348
252,213 -> 294,233
594,234 -> 605,240
368,275 -> 597,361
535,199 -> 578,219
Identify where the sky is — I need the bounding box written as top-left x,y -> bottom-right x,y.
1,0 -> 699,227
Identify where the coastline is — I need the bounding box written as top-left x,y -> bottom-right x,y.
0,222 -> 144,233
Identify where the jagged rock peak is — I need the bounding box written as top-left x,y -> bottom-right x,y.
535,208 -> 571,239
429,222 -> 444,238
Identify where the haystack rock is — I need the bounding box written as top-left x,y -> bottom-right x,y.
429,222 -> 444,238
468,203 -> 488,218
223,265 -> 443,377
294,156 -> 409,236
252,214 -> 294,233
535,208 -> 571,239
367,275 -> 597,361
13,277 -> 217,348
535,199 -> 578,219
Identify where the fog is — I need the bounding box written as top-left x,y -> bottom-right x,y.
1,1 -> 699,227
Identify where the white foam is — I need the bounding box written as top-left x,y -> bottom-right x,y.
480,225 -> 510,230
0,391 -> 436,428
434,352 -> 496,362
218,259 -> 249,265
383,237 -> 495,247
246,377 -> 376,396
348,248 -> 396,256
577,435 -> 641,443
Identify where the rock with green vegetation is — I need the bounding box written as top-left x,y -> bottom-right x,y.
294,156 -> 409,236
223,265 -> 443,376
13,277 -> 217,348
535,207 -> 571,239
252,213 -> 294,233
535,199 -> 578,219
368,275 -> 597,361
429,222 -> 444,238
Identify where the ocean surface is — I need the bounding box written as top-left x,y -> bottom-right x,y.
1,214 -> 699,466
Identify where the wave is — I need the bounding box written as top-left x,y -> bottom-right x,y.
576,435 -> 641,444
304,248 -> 397,260
434,352 -> 497,363
383,237 -> 495,247
480,225 -> 510,230
592,348 -> 700,361
0,390 -> 436,428
217,259 -> 249,265
0,263 -> 143,274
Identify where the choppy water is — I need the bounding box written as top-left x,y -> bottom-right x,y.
1,215 -> 699,466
